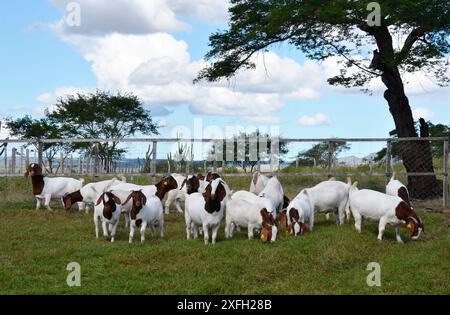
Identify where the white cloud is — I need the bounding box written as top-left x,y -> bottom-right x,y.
50,0 -> 188,36
412,107 -> 435,121
167,0 -> 230,24
298,113 -> 331,126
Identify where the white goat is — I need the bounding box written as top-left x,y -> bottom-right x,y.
184,178 -> 229,245
349,182 -> 423,243
249,171 -> 269,195
284,190 -> 314,235
63,177 -> 125,212
301,179 -> 351,225
225,198 -> 278,242
386,172 -> 412,207
123,190 -> 164,244
93,192 -> 122,242
26,163 -> 84,210
257,176 -> 285,216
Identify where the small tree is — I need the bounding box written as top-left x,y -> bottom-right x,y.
210,131 -> 289,172
6,116 -> 69,173
297,141 -> 350,167
48,90 -> 159,172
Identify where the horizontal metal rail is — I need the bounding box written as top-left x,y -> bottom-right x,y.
0,137 -> 448,143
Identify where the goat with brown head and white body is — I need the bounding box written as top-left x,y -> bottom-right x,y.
280,189 -> 313,236
225,196 -> 278,242
25,163 -> 85,211
184,178 -> 230,245
93,192 -> 122,242
349,182 -> 423,243
63,177 -> 125,212
123,190 -> 164,244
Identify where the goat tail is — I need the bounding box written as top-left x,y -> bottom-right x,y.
347,177 -> 352,186
79,178 -> 85,185
349,181 -> 359,195
391,172 -> 396,181
120,175 -> 127,183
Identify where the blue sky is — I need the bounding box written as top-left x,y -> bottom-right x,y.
0,1 -> 449,159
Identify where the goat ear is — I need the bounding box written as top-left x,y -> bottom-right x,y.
95,193 -> 105,206
202,184 -> 211,200
260,208 -> 270,227
216,182 -> 227,202
110,193 -> 122,205
180,178 -> 187,189
122,193 -> 133,206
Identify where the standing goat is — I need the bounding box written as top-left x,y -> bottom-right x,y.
25,163 -> 84,211
63,177 -> 125,212
123,190 -> 164,244
93,192 -> 122,242
349,182 -> 423,243
184,178 -> 229,245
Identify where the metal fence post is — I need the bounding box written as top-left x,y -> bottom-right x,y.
38,142 -> 43,168
443,138 -> 449,208
94,143 -> 100,180
11,147 -> 17,174
152,140 -> 157,183
60,152 -> 64,175
386,140 -> 392,185
327,141 -> 333,179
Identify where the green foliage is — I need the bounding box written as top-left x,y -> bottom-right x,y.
296,141 -> 350,167
6,116 -> 70,173
210,130 -> 289,172
374,121 -> 450,161
196,0 -> 450,91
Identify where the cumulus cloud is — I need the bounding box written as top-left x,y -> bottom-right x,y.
50,0 -> 188,36
298,113 -> 331,126
48,0 -> 229,36
412,107 -> 435,121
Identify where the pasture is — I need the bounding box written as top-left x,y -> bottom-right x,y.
0,175 -> 449,294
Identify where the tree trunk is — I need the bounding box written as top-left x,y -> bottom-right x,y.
381,67 -> 441,199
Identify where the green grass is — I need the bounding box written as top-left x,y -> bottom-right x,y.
0,176 -> 449,294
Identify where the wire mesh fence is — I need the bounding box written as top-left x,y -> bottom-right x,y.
0,136 -> 448,206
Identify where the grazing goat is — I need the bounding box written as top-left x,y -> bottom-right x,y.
25,163 -> 84,210
301,178 -> 351,225
124,190 -> 164,244
386,173 -> 412,207
184,178 -> 229,245
63,177 -> 125,212
349,182 -> 423,243
249,171 -> 269,195
93,192 -> 122,242
225,197 -> 278,242
283,190 -> 313,235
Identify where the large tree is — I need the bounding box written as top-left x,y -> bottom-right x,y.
196,0 -> 449,198
48,90 -> 159,172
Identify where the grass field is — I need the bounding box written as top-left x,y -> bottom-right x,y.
0,175 -> 449,294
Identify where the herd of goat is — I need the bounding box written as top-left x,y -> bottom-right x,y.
25,163 -> 424,245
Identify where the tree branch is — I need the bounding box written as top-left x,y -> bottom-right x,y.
400,26 -> 430,57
